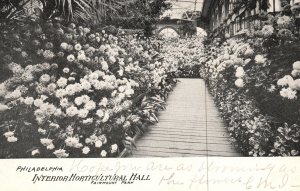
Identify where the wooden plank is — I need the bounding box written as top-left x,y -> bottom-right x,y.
131,150 -> 239,157
136,145 -> 236,154
135,147 -> 239,157
151,127 -> 227,133
137,135 -> 233,144
131,151 -> 239,158
144,132 -> 233,140
132,150 -> 206,157
147,129 -> 229,136
156,119 -> 224,124
131,79 -> 240,157
136,139 -> 236,151
145,131 -> 233,139
136,137 -> 233,145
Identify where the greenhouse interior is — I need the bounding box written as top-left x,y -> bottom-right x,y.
1,0 -> 300,158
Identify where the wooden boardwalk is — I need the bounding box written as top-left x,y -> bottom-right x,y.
131,78 -> 240,157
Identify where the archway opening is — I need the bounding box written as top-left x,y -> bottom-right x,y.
158,27 -> 180,39
196,27 -> 207,37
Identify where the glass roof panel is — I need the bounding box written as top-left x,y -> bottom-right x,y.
162,0 -> 204,19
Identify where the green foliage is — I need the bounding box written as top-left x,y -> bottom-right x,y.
233,0 -> 270,11
38,0 -> 93,22
199,10 -> 300,156
0,19 -> 177,158
178,21 -> 197,37
1,0 -> 100,23
0,0 -> 32,21
108,0 -> 171,36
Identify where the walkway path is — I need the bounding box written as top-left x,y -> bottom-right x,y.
131,78 -> 240,157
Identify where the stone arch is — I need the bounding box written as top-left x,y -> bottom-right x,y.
156,25 -> 181,37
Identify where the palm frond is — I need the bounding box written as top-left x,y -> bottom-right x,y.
0,0 -> 35,21
1,0 -> 130,25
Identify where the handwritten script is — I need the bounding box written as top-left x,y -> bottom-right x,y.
67,158 -> 300,190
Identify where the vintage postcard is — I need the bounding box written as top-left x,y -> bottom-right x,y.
0,0 -> 300,190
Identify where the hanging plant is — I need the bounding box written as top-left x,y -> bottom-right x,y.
291,4 -> 300,15
233,6 -> 241,14
280,0 -> 290,7
247,0 -> 258,10
258,11 -> 269,21
260,0 -> 270,11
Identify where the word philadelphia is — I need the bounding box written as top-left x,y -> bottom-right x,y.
16,166 -> 63,173
32,173 -> 150,184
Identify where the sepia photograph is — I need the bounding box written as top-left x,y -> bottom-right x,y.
1,0 -> 300,160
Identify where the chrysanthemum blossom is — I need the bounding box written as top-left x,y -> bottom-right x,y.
81,95 -> 90,103
261,25 -> 274,37
89,73 -> 99,81
96,109 -> 104,118
77,53 -> 86,61
125,89 -> 134,96
99,97 -> 108,107
43,50 -> 55,60
40,138 -> 53,146
67,55 -> 75,62
38,128 -> 47,135
84,101 -> 96,111
80,80 -> 91,90
293,61 -> 300,70
57,77 -> 68,88
23,97 -> 34,105
74,97 -> 83,106
46,144 -> 55,150
54,108 -> 63,116
3,131 -> 14,138
277,75 -> 293,87
65,137 -> 82,148
65,84 -> 76,95
0,104 -> 10,111
277,16 -> 291,28
82,147 -> 90,154
293,79 -> 300,90
101,61 -> 109,71
74,44 -> 82,51
291,150 -> 299,156
100,150 -> 107,157
111,144 -> 118,153
235,67 -> 245,78
63,68 -> 70,73
235,78 -> 245,88
60,42 -> 68,50
83,28 -> 90,34
66,106 -> 78,117
268,85 -> 276,92
5,89 -> 22,100
0,83 -> 7,97
102,112 -> 110,122
82,118 -> 93,125
47,83 -> 57,92
60,98 -> 69,108
118,86 -> 125,93
7,136 -> 18,142
32,149 -> 40,156
244,48 -> 254,57
78,109 -> 89,118
41,103 -> 56,116
95,140 -> 103,148
255,55 -> 267,64
280,87 -> 297,99
55,89 -> 66,98
53,149 -> 69,158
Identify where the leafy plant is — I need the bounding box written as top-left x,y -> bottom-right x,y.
107,0 -> 171,36
0,0 -> 33,21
